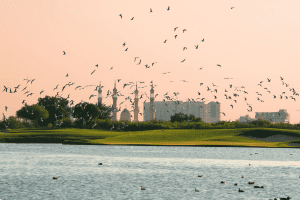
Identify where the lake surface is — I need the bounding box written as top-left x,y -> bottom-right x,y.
0,144 -> 299,200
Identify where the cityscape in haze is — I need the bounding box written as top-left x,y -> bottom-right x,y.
1,1 -> 300,124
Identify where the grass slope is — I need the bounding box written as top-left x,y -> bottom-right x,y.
1,128 -> 300,147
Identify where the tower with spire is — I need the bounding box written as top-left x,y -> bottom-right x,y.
98,81 -> 102,105
112,80 -> 117,121
134,82 -> 139,122
149,81 -> 156,121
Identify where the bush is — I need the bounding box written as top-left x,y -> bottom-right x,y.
47,123 -> 53,129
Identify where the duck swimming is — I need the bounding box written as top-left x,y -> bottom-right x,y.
238,188 -> 245,192
53,177 -> 59,179
141,186 -> 146,190
198,175 -> 203,177
248,182 -> 255,185
220,181 -> 226,184
234,183 -> 238,186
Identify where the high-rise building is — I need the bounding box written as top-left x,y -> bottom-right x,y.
255,109 -> 290,123
98,81 -> 102,105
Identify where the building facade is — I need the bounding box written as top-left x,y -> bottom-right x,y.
143,100 -> 220,123
255,109 -> 290,123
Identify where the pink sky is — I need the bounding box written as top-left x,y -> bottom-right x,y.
1,0 -> 300,123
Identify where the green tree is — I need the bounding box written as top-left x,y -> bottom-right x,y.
17,104 -> 49,127
37,96 -> 71,127
171,112 -> 188,123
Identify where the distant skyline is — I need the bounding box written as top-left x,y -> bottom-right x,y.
1,1 -> 300,124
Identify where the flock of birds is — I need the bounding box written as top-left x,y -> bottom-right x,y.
1,5 -> 300,124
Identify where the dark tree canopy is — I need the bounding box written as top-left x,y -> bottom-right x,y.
171,113 -> 202,123
16,104 -> 49,126
37,96 -> 71,126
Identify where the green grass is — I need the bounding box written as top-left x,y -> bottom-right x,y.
1,127 -> 300,147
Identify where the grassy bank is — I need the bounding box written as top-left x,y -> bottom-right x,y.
1,128 -> 300,147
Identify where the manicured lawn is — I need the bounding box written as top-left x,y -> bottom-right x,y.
1,128 -> 300,147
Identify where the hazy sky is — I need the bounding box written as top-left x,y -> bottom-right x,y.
1,0 -> 300,123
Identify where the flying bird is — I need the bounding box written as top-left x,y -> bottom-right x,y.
31,79 -> 35,84
231,7 -> 235,9
167,6 -> 170,10
63,51 -> 66,55
124,48 -> 128,51
53,84 -> 59,90
183,29 -> 187,33
174,27 -> 178,31
152,62 -> 157,66
3,86 -> 8,92
118,79 -> 121,83
134,57 -> 139,62
267,78 -> 271,82
164,39 -> 167,43
181,59 -> 186,62
150,8 -> 152,12
89,94 -> 96,100
5,106 -> 8,111
230,104 -> 233,109
91,70 -> 96,75
110,66 -> 113,70
217,64 -> 221,67
201,38 -> 204,42
119,14 -> 122,18
174,35 -> 178,39
66,73 -> 68,77
137,59 -> 141,65
183,47 -> 187,51
40,90 -> 44,95
195,45 -> 198,49
130,17 -> 134,20
95,64 -> 98,68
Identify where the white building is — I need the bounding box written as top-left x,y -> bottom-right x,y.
255,109 -> 290,123
143,101 -> 220,123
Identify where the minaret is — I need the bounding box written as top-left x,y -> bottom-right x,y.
149,82 -> 156,121
98,81 -> 102,105
134,82 -> 139,122
112,80 -> 117,121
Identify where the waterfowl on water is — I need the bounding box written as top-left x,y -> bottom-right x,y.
53,177 -> 59,179
220,181 -> 226,184
98,163 -> 103,165
248,182 -> 255,185
234,183 -> 238,186
195,188 -> 199,192
198,175 -> 203,177
254,186 -> 263,188
279,197 -> 291,200
241,176 -> 244,178
141,186 -> 146,190
238,188 -> 245,192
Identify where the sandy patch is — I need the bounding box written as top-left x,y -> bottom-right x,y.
242,135 -> 300,146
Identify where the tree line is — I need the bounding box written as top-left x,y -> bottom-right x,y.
1,95 -> 300,131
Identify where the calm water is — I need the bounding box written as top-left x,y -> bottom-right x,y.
0,144 -> 299,200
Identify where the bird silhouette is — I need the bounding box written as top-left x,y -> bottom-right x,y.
134,57 -> 139,62
183,47 -> 187,51
152,62 -> 157,66
66,73 -> 68,77
163,39 -> 167,43
230,104 -> 233,109
110,66 -> 113,70
95,64 -> 98,68
167,6 -> 170,10
91,70 -> 96,75
118,79 -> 121,83
181,59 -> 186,62
267,78 -> 271,82
31,79 -> 35,84
124,48 -> 128,51
54,84 -> 59,90
63,51 -> 66,55
217,64 -> 221,67
130,17 -> 134,20
3,86 -> 8,92
119,14 -> 122,18
231,7 -> 235,9
137,59 -> 141,65
174,35 -> 178,39
40,90 -> 44,95
183,29 -> 187,33
89,94 -> 96,100
174,27 -> 178,31
195,45 -> 198,49
201,38 -> 204,42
